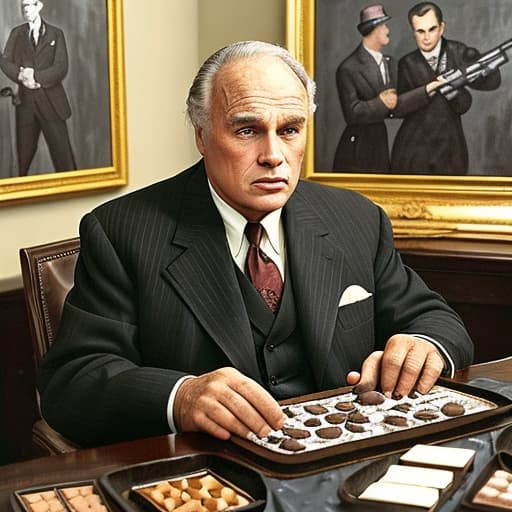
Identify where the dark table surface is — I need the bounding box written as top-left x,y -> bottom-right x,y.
2,357 -> 511,511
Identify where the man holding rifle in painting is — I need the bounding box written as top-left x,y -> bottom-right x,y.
391,1 -> 509,175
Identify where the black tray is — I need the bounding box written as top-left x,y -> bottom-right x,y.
338,449 -> 474,511
97,454 -> 267,512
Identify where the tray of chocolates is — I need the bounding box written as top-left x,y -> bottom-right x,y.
231,379 -> 512,467
338,443 -> 476,511
461,451 -> 512,510
11,481 -> 110,512
96,453 -> 267,512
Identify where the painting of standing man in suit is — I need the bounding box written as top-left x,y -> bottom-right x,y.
315,0 -> 512,176
0,0 -> 112,178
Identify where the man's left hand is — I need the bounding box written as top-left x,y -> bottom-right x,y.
346,334 -> 445,398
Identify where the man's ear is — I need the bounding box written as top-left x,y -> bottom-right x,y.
195,126 -> 206,155
439,21 -> 446,36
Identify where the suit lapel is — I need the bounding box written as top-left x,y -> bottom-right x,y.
283,187 -> 346,387
162,165 -> 261,381
356,44 -> 385,93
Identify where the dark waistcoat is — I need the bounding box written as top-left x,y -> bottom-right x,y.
235,265 -> 315,399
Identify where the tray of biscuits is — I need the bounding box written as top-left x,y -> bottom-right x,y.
96,453 -> 266,512
11,481 -> 110,512
231,379 -> 512,467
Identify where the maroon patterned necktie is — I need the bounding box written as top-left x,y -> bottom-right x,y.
245,222 -> 283,313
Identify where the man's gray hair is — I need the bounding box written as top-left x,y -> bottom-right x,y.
186,40 -> 316,129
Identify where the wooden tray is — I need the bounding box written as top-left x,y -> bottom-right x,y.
230,379 -> 512,473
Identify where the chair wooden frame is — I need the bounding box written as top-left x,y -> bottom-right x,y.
19,238 -> 81,455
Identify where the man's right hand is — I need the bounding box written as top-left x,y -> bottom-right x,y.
173,367 -> 286,441
379,88 -> 398,110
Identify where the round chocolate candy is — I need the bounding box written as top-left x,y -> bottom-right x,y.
413,410 -> 439,421
383,415 -> 408,427
325,413 -> 347,424
304,404 -> 328,415
348,411 -> 369,423
304,417 -> 321,427
282,427 -> 311,439
316,426 -> 342,439
393,403 -> 412,413
357,390 -> 386,405
345,423 -> 366,433
335,401 -> 355,412
280,438 -> 306,452
441,402 -> 465,417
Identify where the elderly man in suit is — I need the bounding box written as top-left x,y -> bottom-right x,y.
0,0 -> 76,175
333,4 -> 398,172
39,41 -> 473,447
391,2 -> 501,174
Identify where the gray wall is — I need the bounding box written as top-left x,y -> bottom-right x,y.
0,0 -> 111,177
315,0 -> 512,175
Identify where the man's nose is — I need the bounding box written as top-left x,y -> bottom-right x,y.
257,134 -> 284,168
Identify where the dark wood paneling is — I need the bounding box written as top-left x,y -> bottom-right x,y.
396,238 -> 512,364
0,288 -> 38,466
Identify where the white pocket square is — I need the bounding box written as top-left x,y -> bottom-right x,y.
339,284 -> 372,307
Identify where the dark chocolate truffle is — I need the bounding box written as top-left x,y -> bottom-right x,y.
282,427 -> 311,439
348,411 -> 369,423
383,415 -> 408,427
345,423 -> 366,433
441,402 -> 465,417
304,417 -> 321,427
335,401 -> 355,412
280,438 -> 306,452
357,390 -> 386,405
393,403 -> 412,413
304,404 -> 328,415
316,426 -> 342,439
413,410 -> 439,421
325,413 -> 347,424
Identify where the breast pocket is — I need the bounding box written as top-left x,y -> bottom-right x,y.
337,296 -> 373,331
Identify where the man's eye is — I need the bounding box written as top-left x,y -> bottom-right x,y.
281,127 -> 299,136
237,128 -> 255,136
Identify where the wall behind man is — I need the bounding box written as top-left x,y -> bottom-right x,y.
0,0 -> 285,291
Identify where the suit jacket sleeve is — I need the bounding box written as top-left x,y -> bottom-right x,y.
372,206 -> 473,368
38,212 -> 181,447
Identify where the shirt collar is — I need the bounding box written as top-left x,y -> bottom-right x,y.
29,17 -> 42,33
207,179 -> 283,259
363,45 -> 383,65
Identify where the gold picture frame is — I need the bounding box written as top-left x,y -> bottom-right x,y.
286,0 -> 512,239
0,0 -> 127,205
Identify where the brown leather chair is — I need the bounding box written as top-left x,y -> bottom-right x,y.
19,238 -> 81,455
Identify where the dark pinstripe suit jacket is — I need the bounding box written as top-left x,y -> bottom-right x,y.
39,160 -> 473,446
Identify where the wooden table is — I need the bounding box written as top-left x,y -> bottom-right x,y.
1,357 -> 511,511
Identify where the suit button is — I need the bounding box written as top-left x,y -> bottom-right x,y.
267,344 -> 275,352
270,376 -> 278,386
350,135 -> 356,142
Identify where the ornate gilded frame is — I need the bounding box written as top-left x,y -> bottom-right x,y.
0,0 -> 127,205
286,0 -> 512,239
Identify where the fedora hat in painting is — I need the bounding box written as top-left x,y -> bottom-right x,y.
357,4 -> 391,35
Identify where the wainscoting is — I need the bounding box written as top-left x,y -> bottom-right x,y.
1,237 -> 510,465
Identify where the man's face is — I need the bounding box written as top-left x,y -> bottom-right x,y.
195,55 -> 309,222
22,0 -> 42,23
411,9 -> 445,52
373,23 -> 391,48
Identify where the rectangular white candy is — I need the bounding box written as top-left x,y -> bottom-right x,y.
359,481 -> 439,508
400,444 -> 475,469
380,464 -> 454,489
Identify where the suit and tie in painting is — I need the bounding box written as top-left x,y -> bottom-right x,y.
0,0 -> 76,175
333,4 -> 398,173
